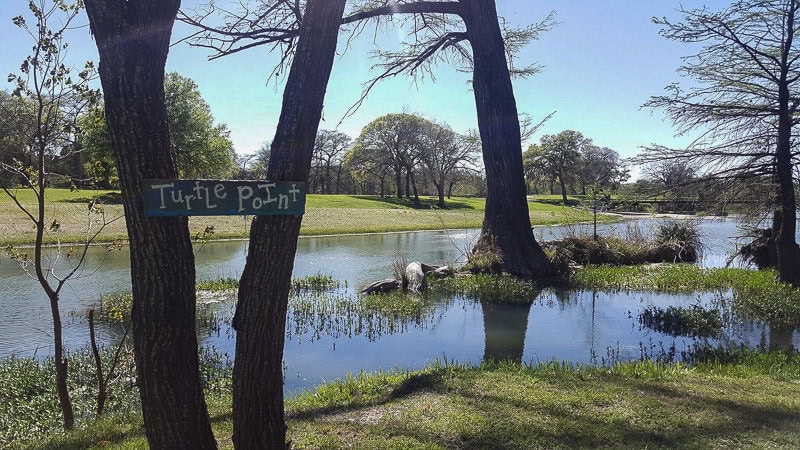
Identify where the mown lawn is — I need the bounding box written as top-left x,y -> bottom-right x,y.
0,189 -> 607,245
25,357 -> 800,449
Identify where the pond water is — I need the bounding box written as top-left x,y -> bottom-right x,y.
1,217 -> 797,394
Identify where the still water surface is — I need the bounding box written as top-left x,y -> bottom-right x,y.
1,217 -> 797,394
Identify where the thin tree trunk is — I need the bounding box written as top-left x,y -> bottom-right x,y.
232,1 -> 347,447
395,164 -> 403,198
50,292 -> 73,429
461,0 -> 552,278
409,168 -> 421,207
84,2 -> 216,448
405,169 -> 411,199
33,172 -> 74,429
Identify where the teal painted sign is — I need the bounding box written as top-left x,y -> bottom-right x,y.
143,179 -> 306,217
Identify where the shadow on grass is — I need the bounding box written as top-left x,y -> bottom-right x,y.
288,371 -> 446,421
63,192 -> 124,205
352,195 -> 476,210
289,366 -> 800,448
31,414 -> 146,450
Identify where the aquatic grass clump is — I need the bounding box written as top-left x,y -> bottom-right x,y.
197,277 -> 239,292
291,273 -> 341,292
431,274 -> 536,303
287,289 -> 445,342
653,220 -> 703,262
97,292 -> 133,323
732,282 -> 800,328
639,304 -> 723,338
571,265 -> 800,327
570,264 -> 767,292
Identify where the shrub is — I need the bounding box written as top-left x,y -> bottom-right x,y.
654,220 -> 702,262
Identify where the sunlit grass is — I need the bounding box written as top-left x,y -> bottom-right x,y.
0,189 -> 609,245
20,356 -> 800,449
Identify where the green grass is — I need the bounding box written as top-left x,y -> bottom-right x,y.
431,274 -> 537,303
20,355 -> 800,449
569,264 -> 772,292
0,189 -> 607,246
570,264 -> 800,327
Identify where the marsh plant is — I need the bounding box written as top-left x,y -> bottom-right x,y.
431,274 -> 536,303
0,344 -> 232,446
571,264 -> 800,330
287,290 -> 447,343
639,304 -> 723,338
546,219 -> 704,270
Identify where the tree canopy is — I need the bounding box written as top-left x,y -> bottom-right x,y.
79,72 -> 235,187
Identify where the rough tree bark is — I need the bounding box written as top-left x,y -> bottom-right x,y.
83,2 -> 217,448
461,0 -> 553,278
232,0 -> 347,447
775,58 -> 800,285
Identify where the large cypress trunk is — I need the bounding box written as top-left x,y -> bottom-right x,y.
460,0 -> 552,278
232,1 -> 347,447
84,2 -> 217,448
775,6 -> 800,287
775,113 -> 800,286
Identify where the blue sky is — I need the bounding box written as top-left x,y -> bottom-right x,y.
0,1 -> 728,176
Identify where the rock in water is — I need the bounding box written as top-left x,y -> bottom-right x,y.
361,279 -> 400,295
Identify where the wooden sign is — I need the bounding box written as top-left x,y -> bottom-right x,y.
143,179 -> 306,217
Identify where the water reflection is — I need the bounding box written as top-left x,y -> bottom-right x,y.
481,302 -> 532,363
769,327 -> 795,351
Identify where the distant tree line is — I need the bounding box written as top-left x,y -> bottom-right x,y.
236,113 -> 487,205
3,81 -> 488,203
522,129 -> 629,202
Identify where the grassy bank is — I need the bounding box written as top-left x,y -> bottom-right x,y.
20,354 -> 800,449
0,189 -> 607,246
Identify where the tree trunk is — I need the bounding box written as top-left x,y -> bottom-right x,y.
434,178 -> 445,207
558,173 -> 568,204
335,165 -> 343,193
404,169 -> 410,199
775,14 -> 800,287
395,164 -> 403,198
84,2 -> 216,448
232,1 -> 347,448
379,175 -> 385,197
33,167 -> 74,429
408,167 -> 421,207
461,0 -> 552,278
49,292 -> 74,429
